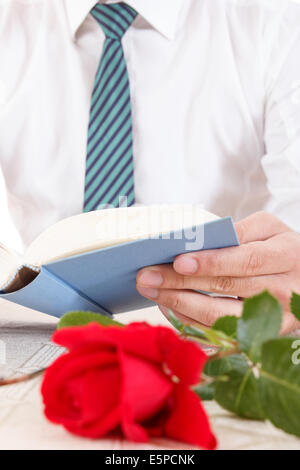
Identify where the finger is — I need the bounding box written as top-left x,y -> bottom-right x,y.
159,306 -> 300,337
137,266 -> 293,311
137,263 -> 277,296
158,305 -> 209,329
136,285 -> 243,326
173,231 -> 299,277
234,211 -> 293,244
281,311 -> 300,335
137,264 -> 182,289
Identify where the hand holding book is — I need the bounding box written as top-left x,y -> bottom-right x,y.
136,211 -> 300,334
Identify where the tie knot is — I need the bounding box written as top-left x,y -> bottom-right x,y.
91,2 -> 138,40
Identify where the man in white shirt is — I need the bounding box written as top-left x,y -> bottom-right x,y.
1,0 -> 300,332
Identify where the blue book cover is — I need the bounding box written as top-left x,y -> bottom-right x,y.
0,216 -> 239,318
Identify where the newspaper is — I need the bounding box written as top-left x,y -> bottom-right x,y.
0,300 -> 59,423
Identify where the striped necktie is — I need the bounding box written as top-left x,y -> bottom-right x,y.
84,2 -> 137,212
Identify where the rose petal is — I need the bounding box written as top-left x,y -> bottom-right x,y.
80,366 -> 120,424
119,350 -> 173,441
121,420 -> 149,443
115,323 -> 163,363
65,407 -> 120,439
62,367 -> 121,438
165,384 -> 217,450
120,350 -> 173,422
52,323 -> 124,351
53,323 -> 164,364
41,349 -> 117,425
158,328 -> 208,385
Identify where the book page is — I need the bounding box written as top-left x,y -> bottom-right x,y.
24,204 -> 218,268
0,244 -> 21,289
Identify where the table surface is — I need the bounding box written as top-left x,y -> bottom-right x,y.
0,299 -> 299,450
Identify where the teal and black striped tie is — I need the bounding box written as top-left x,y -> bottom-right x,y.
84,2 -> 137,212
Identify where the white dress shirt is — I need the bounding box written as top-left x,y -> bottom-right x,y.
1,0 -> 300,253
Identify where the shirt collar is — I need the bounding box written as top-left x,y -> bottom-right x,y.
64,0 -> 184,41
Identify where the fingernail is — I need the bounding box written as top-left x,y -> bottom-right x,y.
174,256 -> 198,274
137,286 -> 159,300
137,270 -> 163,287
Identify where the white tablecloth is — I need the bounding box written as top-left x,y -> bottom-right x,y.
0,299 -> 299,450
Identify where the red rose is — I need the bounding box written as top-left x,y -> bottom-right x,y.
41,322 -> 217,450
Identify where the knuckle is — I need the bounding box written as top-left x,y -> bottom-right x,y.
199,310 -> 220,327
176,275 -> 187,290
246,250 -> 262,273
168,292 -> 183,312
210,276 -> 236,293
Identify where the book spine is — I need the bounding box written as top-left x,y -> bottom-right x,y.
0,266 -> 109,318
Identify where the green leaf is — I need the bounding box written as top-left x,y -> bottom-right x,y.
181,325 -> 208,340
204,354 -> 247,378
194,382 -> 216,401
214,360 -> 265,420
57,311 -> 124,330
259,337 -> 300,437
290,292 -> 300,322
168,310 -> 207,340
168,310 -> 184,331
237,291 -> 282,363
168,310 -> 234,346
212,316 -> 238,338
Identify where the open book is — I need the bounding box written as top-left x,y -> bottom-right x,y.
0,204 -> 239,317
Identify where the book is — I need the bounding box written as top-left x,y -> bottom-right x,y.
0,204 -> 239,317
